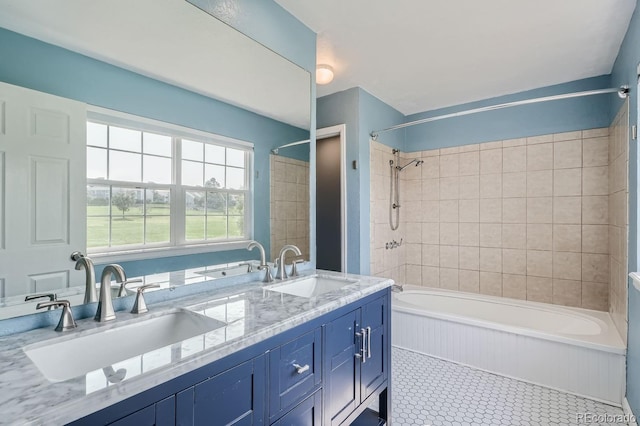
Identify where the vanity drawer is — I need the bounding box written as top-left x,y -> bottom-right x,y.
269,328 -> 322,422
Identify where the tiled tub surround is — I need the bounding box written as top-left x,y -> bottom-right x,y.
270,154 -> 310,262
0,270 -> 392,424
608,101 -> 629,344
371,127 -> 628,312
393,285 -> 626,405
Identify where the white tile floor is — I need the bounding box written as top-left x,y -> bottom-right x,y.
391,347 -> 629,426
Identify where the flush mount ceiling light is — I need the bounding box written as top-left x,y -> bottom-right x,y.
316,65 -> 334,85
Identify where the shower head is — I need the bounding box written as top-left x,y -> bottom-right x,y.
396,158 -> 424,171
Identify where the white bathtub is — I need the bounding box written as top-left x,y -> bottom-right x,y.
392,286 -> 626,405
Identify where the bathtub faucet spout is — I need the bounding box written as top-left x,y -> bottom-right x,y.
392,283 -> 404,293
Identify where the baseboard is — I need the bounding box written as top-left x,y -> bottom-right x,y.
623,398 -> 638,426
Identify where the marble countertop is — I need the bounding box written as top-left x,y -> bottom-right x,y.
0,269 -> 392,425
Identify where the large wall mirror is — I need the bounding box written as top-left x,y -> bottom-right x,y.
0,0 -> 311,322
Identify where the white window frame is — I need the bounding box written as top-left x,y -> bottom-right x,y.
86,106 -> 254,263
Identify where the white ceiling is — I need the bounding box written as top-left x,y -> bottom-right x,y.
276,0 -> 636,115
0,0 -> 311,129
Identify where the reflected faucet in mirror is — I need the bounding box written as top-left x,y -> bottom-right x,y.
247,241 -> 273,283
71,251 -> 97,304
25,294 -> 57,310
96,265 -> 126,322
276,245 -> 302,280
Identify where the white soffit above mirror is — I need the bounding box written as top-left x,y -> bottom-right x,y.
0,0 -> 310,129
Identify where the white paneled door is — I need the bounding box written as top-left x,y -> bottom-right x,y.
0,82 -> 86,298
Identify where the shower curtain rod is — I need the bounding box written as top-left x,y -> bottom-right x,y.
271,139 -> 310,155
369,86 -> 629,140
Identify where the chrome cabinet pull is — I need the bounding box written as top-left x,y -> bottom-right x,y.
355,330 -> 363,359
360,328 -> 367,363
293,363 -> 310,374
366,326 -> 372,359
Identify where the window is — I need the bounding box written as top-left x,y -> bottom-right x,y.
86,111 -> 253,256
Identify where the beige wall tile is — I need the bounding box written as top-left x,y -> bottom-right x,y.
440,154 -> 460,177
582,196 -> 609,224
422,178 -> 440,200
527,276 -> 552,303
459,270 -> 480,293
440,146 -> 460,155
480,173 -> 502,198
422,223 -> 439,245
422,201 -> 440,222
503,249 -> 526,275
582,128 -> 608,138
583,137 -> 609,167
440,245 -> 459,268
503,198 -> 527,223
527,143 -> 553,170
582,281 -> 609,311
460,144 -> 480,153
553,168 -> 582,196
405,244 -> 422,265
440,268 -> 459,290
583,166 -> 609,195
405,222 -> 423,244
553,225 -> 581,252
440,223 -> 459,245
480,149 -> 503,174
406,264 -> 422,286
480,272 -> 502,296
459,199 -> 480,223
553,197 -> 581,224
553,140 -> 582,169
503,172 -> 527,198
459,223 -> 480,246
480,198 -> 502,223
527,250 -> 552,277
503,274 -> 527,300
526,224 -> 552,250
422,266 -> 439,287
421,156 -> 439,179
480,223 -> 502,248
459,246 -> 480,271
502,224 -> 526,249
582,253 -> 609,283
553,251 -> 582,280
459,175 -> 480,199
527,134 -> 553,145
459,151 -> 480,176
502,146 -> 526,173
439,200 -> 459,223
582,225 -> 609,254
480,247 -> 502,272
503,138 -> 526,147
422,244 -> 439,267
553,131 -> 582,142
439,176 -> 460,200
553,279 -> 582,307
527,197 -> 552,224
527,170 -> 553,197
480,141 -> 503,150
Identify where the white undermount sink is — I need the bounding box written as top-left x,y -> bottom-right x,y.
24,310 -> 226,383
266,276 -> 358,298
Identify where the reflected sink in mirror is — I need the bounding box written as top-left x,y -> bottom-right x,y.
23,310 -> 226,383
266,276 -> 358,299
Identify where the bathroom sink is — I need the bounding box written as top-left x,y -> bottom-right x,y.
194,264 -> 252,279
24,310 -> 226,383
266,276 -> 358,298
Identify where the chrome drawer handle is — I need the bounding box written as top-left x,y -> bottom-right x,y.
366,326 -> 372,359
293,363 -> 310,374
356,328 -> 367,363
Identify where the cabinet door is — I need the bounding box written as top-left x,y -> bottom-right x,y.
324,309 -> 360,426
109,396 -> 175,426
269,328 -> 322,422
271,391 -> 322,426
176,355 -> 267,425
360,296 -> 387,401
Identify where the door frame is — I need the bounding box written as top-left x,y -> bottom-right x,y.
316,124 -> 347,272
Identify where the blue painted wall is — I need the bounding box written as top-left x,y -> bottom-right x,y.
403,75 -> 612,152
317,87 -> 404,274
610,3 -> 640,416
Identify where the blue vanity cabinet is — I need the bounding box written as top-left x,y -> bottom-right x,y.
175,355 -> 267,425
324,295 -> 389,426
108,395 -> 176,426
271,390 -> 322,426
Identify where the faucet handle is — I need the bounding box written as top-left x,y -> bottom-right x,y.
290,256 -> 305,277
36,300 -> 77,332
131,284 -> 160,314
117,278 -> 144,298
25,293 -> 57,310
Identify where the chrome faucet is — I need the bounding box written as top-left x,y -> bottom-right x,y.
276,244 -> 302,280
248,240 -> 273,283
96,264 -> 126,322
71,251 -> 97,304
36,300 -> 76,331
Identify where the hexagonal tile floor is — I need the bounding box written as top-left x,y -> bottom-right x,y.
391,347 -> 629,426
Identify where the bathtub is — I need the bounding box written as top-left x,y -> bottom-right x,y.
392,285 -> 626,405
